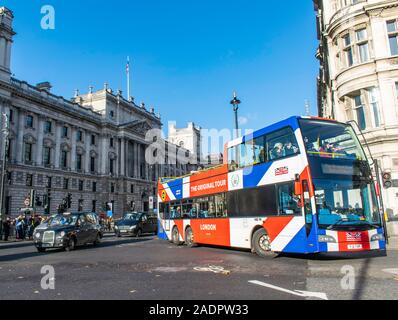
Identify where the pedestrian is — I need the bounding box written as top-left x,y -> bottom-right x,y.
16,216 -> 25,240
2,218 -> 11,241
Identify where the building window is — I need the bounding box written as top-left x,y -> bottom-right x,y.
353,94 -> 366,130
91,134 -> 96,145
78,199 -> 84,212
110,137 -> 114,148
61,151 -> 68,168
343,34 -> 354,67
46,176 -> 52,188
387,20 -> 398,56
92,200 -> 96,213
43,147 -> 51,166
109,110 -> 115,119
9,109 -> 13,123
130,184 -> 134,193
26,174 -> 33,187
63,178 -> 69,190
79,180 -> 84,191
76,154 -> 82,171
24,143 -> 33,163
26,115 -> 34,128
44,121 -> 52,134
110,159 -> 114,174
92,181 -> 97,192
90,156 -> 96,173
110,183 -> 115,193
62,126 -> 69,138
368,88 -> 381,128
356,28 -> 369,63
76,130 -> 83,142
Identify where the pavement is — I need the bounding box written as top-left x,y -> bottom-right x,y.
0,234 -> 398,300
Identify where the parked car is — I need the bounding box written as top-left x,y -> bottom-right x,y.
114,212 -> 158,237
34,212 -> 103,253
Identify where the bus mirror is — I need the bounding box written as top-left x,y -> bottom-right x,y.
294,181 -> 302,196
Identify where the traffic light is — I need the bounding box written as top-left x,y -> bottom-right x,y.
382,172 -> 392,189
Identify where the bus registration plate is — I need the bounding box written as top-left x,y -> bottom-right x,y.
348,244 -> 363,250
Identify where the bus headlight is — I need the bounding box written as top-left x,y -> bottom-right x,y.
371,234 -> 385,242
318,235 -> 337,243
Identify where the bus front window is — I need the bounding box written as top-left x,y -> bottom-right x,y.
313,179 -> 381,229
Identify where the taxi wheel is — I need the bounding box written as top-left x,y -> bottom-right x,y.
185,227 -> 197,248
172,226 -> 182,246
65,238 -> 76,252
93,233 -> 101,246
252,229 -> 277,258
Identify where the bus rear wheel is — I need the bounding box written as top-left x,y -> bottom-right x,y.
185,227 -> 197,248
252,229 -> 276,258
172,226 -> 182,246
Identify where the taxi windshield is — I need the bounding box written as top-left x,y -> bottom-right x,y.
47,214 -> 78,226
123,213 -> 141,221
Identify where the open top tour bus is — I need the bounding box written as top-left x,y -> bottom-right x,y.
157,116 -> 386,256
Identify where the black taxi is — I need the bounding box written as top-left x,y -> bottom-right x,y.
34,212 -> 103,253
114,212 -> 158,237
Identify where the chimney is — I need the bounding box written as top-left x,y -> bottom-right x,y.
36,81 -> 52,92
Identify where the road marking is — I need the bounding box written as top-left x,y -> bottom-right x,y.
382,268 -> 398,276
194,266 -> 231,275
249,280 -> 328,300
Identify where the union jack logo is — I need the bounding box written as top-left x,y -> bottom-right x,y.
346,232 -> 362,242
275,167 -> 289,176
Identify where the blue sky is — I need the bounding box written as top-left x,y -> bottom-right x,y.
2,0 -> 318,135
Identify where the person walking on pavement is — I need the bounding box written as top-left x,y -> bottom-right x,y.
2,218 -> 11,241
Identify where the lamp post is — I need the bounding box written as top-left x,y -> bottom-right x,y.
230,92 -> 241,139
0,113 -> 10,224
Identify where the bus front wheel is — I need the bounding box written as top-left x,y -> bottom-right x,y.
172,227 -> 182,246
252,229 -> 276,258
185,227 -> 197,248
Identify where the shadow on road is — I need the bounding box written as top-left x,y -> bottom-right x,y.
0,241 -> 36,251
277,250 -> 387,261
0,237 -> 154,263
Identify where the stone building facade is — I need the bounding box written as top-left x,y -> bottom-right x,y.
314,0 -> 398,217
168,122 -> 202,164
0,7 -> 193,218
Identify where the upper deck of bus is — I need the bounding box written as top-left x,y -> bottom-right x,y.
158,115 -> 339,190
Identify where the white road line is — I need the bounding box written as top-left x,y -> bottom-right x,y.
382,268 -> 398,276
249,280 -> 328,300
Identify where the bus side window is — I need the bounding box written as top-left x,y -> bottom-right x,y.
277,183 -> 301,216
228,146 -> 239,172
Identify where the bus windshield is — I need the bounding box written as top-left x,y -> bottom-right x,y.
313,178 -> 381,229
299,119 -> 366,160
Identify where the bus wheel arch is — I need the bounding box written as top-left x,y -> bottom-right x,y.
171,225 -> 183,246
184,226 -> 198,248
251,228 -> 276,258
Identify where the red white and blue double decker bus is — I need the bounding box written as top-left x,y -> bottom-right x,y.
157,116 -> 386,256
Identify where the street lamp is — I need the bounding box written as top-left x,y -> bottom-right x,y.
230,92 -> 241,139
0,113 -> 10,224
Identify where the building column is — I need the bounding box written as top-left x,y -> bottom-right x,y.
137,143 -> 142,179
85,130 -> 91,173
16,109 -> 25,164
70,127 -> 77,171
54,122 -> 62,169
120,138 -> 126,176
36,116 -> 44,166
5,40 -> 11,70
100,135 -> 107,175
